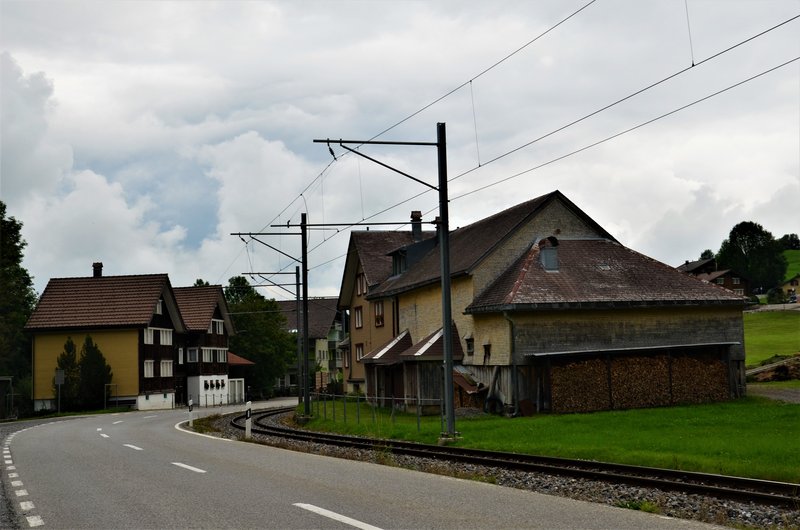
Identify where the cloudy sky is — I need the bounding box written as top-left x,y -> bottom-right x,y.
2,0 -> 798,299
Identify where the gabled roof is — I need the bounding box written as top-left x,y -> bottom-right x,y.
695,270 -> 733,283
173,285 -> 234,335
361,330 -> 412,365
25,274 -> 186,332
228,352 -> 255,366
372,190 -> 615,298
676,257 -> 716,273
400,323 -> 464,362
467,239 -> 746,313
338,230 -> 434,309
276,297 -> 339,338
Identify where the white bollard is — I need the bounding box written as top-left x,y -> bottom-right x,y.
245,400 -> 252,439
188,398 -> 194,427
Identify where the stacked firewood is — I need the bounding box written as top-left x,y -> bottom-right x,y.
671,355 -> 728,404
611,355 -> 671,409
550,359 -> 609,413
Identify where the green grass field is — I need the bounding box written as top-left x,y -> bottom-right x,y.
785,249 -> 800,281
303,396 -> 800,482
744,311 -> 800,366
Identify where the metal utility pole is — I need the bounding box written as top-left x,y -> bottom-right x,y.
313,122 -> 456,438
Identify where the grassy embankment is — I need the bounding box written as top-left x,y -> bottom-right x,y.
302,309 -> 800,483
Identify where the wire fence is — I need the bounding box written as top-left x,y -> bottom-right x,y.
311,392 -> 445,432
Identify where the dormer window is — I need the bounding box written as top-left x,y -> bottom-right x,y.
356,273 -> 367,296
155,299 -> 163,315
209,319 -> 224,335
392,250 -> 407,276
539,236 -> 559,271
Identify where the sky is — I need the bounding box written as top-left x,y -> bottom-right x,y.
1,0 -> 798,299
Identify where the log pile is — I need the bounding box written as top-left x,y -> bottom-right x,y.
611,355 -> 671,409
671,355 -> 728,404
550,358 -> 609,413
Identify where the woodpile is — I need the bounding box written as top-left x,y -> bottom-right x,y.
611,355 -> 671,409
550,358 -> 609,413
671,355 -> 728,404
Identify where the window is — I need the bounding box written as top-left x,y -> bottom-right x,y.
160,329 -> 173,346
354,306 -> 363,329
374,301 -> 384,327
155,299 -> 163,315
732,277 -> 741,285
356,273 -> 367,296
144,328 -> 154,345
734,289 -> 744,295
465,337 -> 474,356
202,348 -> 213,363
716,278 -> 725,285
210,319 -> 224,335
217,349 -> 227,363
143,360 -> 154,378
160,360 -> 173,377
344,351 -> 350,369
178,348 -> 184,365
356,343 -> 364,361
187,348 -> 199,363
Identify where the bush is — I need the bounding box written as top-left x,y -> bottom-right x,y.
767,288 -> 786,304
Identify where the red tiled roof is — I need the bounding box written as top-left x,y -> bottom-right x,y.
173,286 -> 226,332
25,274 -> 172,330
227,352 -> 255,366
467,239 -> 746,312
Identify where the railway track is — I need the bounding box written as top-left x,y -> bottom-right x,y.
230,407 -> 799,509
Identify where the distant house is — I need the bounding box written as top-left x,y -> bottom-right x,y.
26,264 -> 185,411
173,285 -> 236,407
275,297 -> 343,393
781,274 -> 799,298
340,191 -> 747,414
26,264 -> 237,411
678,258 -> 751,297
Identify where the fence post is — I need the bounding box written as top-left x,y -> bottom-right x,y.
356,393 -> 360,424
343,393 -> 347,424
417,400 -> 421,432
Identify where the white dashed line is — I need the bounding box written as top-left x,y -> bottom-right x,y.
15,489 -> 28,497
172,462 -> 206,473
4,460 -> 12,465
96,428 -> 102,431
123,444 -> 143,451
26,515 -> 44,527
11,480 -> 23,487
293,503 -> 383,530
9,473 -> 18,478
20,501 -> 35,511
100,434 -> 110,439
143,415 -> 157,419
112,421 -> 124,425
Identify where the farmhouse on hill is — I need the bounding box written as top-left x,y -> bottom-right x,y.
339,190 -> 747,414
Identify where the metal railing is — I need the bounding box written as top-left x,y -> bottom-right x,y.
310,392 -> 445,432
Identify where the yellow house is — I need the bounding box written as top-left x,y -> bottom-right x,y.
25,263 -> 186,411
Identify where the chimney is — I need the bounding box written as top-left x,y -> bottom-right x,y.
411,210 -> 422,242
92,262 -> 103,278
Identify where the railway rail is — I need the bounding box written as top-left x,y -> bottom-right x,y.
230,407 -> 799,509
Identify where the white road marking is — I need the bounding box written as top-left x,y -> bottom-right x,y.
172,462 -> 207,473
100,434 -> 110,439
96,428 -> 102,431
11,480 -> 23,487
173,421 -> 233,442
7,465 -> 15,471
143,415 -> 157,419
26,515 -> 44,527
15,489 -> 28,497
20,501 -> 35,511
123,444 -> 143,451
293,503 -> 383,530
9,473 -> 18,478
112,421 -> 124,425
4,460 -> 12,465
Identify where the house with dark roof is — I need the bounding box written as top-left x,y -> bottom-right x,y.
275,297 -> 343,393
349,191 -> 747,414
26,264 -> 238,411
337,211 -> 435,394
26,263 -> 186,411
678,258 -> 751,297
173,285 -> 236,406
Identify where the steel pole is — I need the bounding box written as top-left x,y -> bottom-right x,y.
301,213 -> 311,416
295,266 -> 302,405
437,122 -> 456,437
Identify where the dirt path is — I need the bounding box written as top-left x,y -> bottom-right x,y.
747,385 -> 800,403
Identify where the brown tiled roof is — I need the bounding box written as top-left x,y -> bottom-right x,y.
362,330 -> 413,365
352,231 -> 428,288
467,239 -> 746,313
173,286 -> 226,332
25,274 -> 173,330
695,270 -> 731,283
676,257 -> 715,273
276,297 -> 339,338
373,190 -> 614,298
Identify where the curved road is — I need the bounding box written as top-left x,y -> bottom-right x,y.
3,401 -> 720,529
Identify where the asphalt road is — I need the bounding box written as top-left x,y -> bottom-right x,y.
3,401 -> 722,529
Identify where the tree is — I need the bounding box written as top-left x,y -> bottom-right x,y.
699,249 -> 715,260
53,337 -> 81,411
77,336 -> 113,410
193,278 -> 210,286
717,221 -> 787,290
0,201 -> 37,382
225,276 -> 295,398
778,233 -> 800,251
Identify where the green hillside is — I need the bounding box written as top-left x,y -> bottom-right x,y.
785,249 -> 800,281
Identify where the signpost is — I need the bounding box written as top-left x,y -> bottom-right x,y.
188,398 -> 194,427
245,401 -> 252,439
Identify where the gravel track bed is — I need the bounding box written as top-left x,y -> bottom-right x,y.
208,412 -> 800,530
